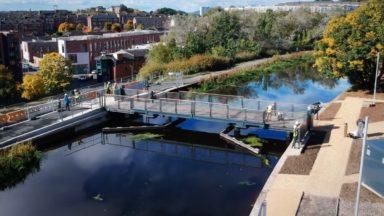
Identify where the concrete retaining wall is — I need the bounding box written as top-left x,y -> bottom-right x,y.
0,109 -> 108,149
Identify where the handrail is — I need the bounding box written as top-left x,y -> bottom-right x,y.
131,96 -> 306,115
177,91 -> 310,107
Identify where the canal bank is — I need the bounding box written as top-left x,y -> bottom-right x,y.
0,115 -> 281,216
253,92 -> 384,215
0,51 -> 353,215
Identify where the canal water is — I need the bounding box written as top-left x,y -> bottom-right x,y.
201,67 -> 351,105
0,67 -> 351,216
0,126 -> 278,216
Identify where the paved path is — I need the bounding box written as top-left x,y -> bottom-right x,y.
147,53 -> 300,92
0,100 -> 101,146
262,96 -> 377,215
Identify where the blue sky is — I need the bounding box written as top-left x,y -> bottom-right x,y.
0,0 -> 310,12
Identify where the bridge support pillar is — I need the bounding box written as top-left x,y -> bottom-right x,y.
234,126 -> 241,137
143,115 -> 150,124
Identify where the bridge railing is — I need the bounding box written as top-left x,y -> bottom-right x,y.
105,94 -> 308,127
0,90 -> 102,128
156,91 -> 309,114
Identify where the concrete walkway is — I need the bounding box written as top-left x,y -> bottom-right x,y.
263,96 -> 370,215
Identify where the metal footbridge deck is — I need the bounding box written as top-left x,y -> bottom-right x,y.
103,90 -> 309,132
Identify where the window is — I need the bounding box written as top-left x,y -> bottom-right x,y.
81,43 -> 88,52
68,54 -> 78,63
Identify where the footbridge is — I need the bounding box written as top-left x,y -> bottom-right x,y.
0,87 -> 311,148
103,90 -> 310,132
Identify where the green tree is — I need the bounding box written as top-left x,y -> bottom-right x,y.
148,44 -> 174,63
21,74 -> 45,100
120,4 -> 134,13
39,53 -> 73,94
207,12 -> 241,50
136,24 -> 144,30
315,0 -> 384,88
156,7 -> 186,15
0,65 -> 16,98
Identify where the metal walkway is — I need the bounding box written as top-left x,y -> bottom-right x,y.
103,90 -> 309,131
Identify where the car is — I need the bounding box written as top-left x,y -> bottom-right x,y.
78,75 -> 87,81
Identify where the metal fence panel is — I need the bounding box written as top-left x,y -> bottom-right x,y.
362,139 -> 384,197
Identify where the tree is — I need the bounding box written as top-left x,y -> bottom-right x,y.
104,22 -> 112,31
156,7 -> 186,15
111,23 -> 121,32
148,44 -> 174,63
315,0 -> 384,88
38,53 -> 73,94
58,22 -> 75,33
207,12 -> 242,57
0,65 -> 16,99
136,24 -> 144,30
124,20 -> 134,31
120,4 -> 134,13
21,74 -> 45,100
204,7 -> 223,17
76,23 -> 84,32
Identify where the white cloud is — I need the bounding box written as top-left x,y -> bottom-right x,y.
0,0 -> 310,12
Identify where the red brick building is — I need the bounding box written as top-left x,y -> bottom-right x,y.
58,30 -> 163,75
95,49 -> 148,82
0,31 -> 22,81
21,39 -> 58,68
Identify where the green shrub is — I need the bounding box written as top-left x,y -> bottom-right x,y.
0,142 -> 42,190
242,136 -> 265,148
139,54 -> 233,78
194,52 -> 314,93
172,55 -> 232,74
234,51 -> 260,63
138,61 -> 167,80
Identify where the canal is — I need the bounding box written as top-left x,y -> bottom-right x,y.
0,65 -> 350,216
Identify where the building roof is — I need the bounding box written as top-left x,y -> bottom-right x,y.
95,48 -> 148,61
57,30 -> 164,41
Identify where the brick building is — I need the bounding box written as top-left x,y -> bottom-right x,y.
87,14 -> 119,31
0,10 -> 87,37
95,49 -> 148,82
0,31 -> 22,81
21,39 -> 58,68
133,16 -> 170,30
58,30 -> 163,75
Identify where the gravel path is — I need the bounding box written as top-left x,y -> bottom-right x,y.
318,102 -> 341,121
359,102 -> 384,123
280,129 -> 329,175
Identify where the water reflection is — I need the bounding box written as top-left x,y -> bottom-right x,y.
0,133 -> 275,216
208,64 -> 349,104
0,157 -> 41,191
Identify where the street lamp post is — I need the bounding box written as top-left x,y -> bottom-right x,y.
372,52 -> 380,106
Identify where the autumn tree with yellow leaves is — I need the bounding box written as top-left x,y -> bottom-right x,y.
21,53 -> 73,100
21,74 -> 45,100
315,0 -> 384,88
